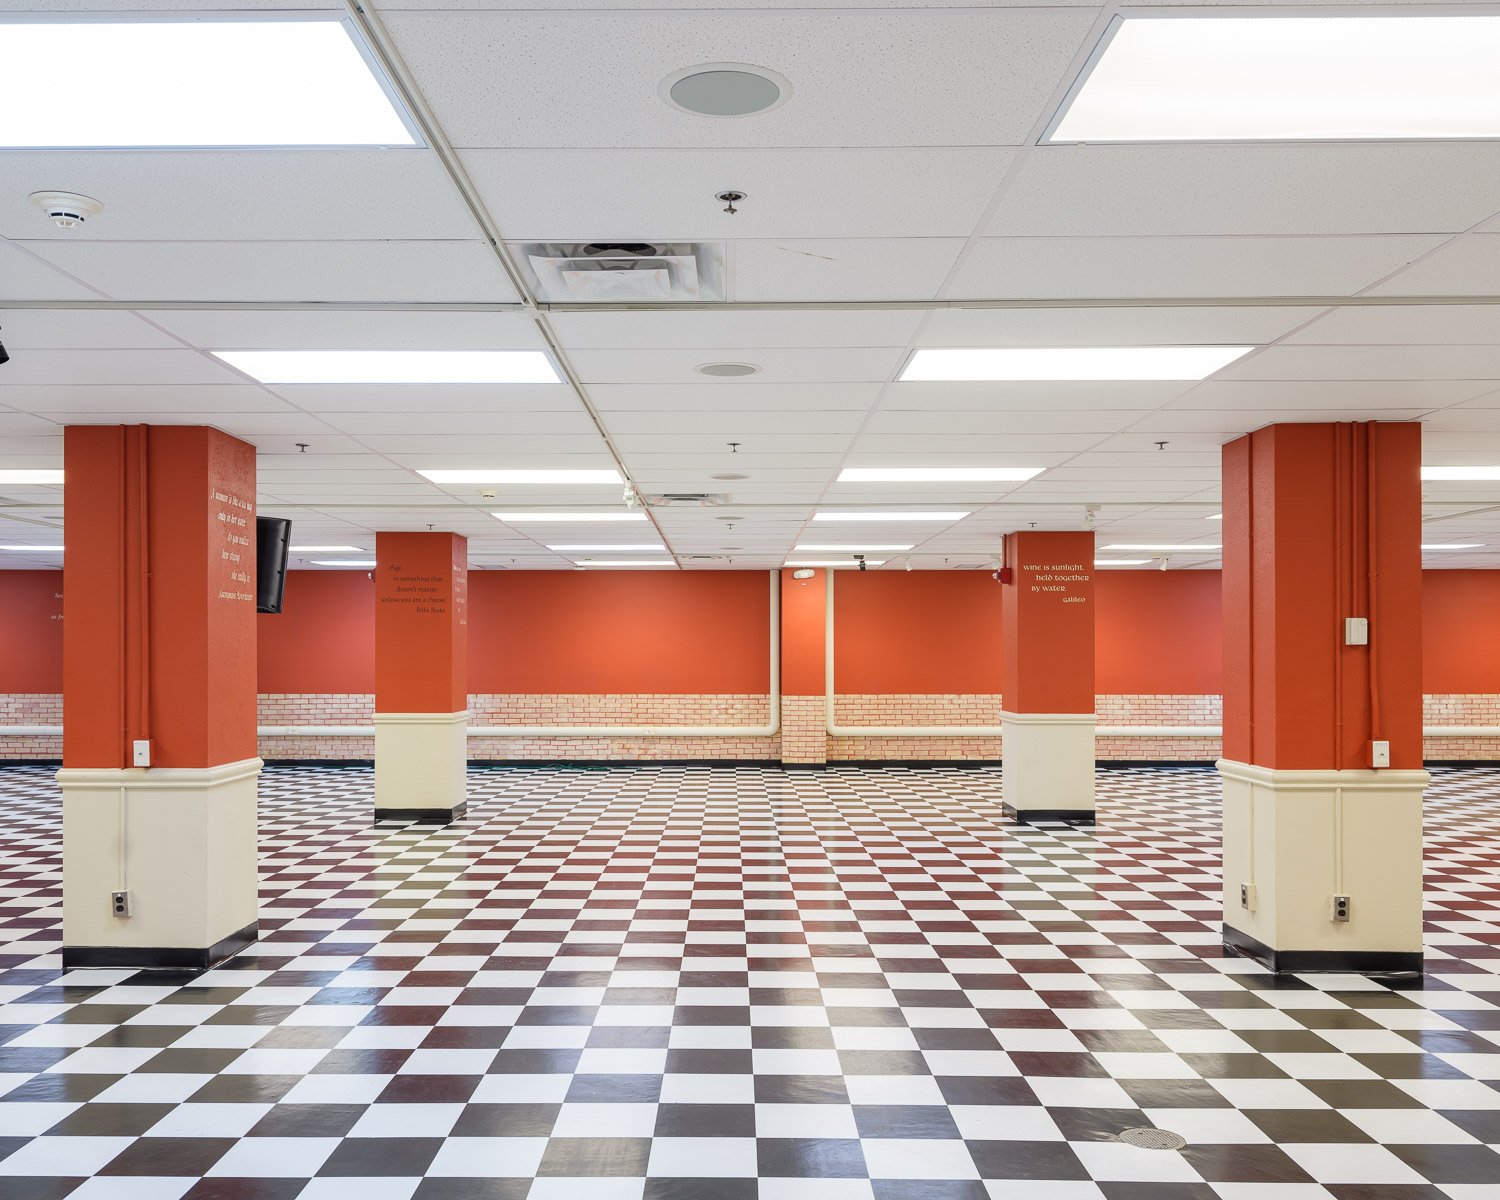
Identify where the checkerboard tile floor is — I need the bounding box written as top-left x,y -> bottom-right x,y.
1,762 -> 1499,1199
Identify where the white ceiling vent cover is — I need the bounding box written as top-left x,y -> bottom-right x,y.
645,492 -> 731,507
520,243 -> 726,302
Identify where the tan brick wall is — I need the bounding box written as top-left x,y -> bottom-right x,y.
0,694 -> 61,758
6,690 -> 1498,763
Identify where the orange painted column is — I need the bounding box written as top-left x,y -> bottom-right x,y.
780,568 -> 827,765
999,530 -> 1096,821
373,532 -> 469,820
59,425 -> 261,968
1220,421 -> 1426,974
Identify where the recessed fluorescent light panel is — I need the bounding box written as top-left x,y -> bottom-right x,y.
813,511 -> 971,523
0,17 -> 418,148
1206,514 -> 1223,521
548,544 -> 666,552
0,470 -> 64,484
786,560 -> 888,568
794,544 -> 914,552
215,350 -> 559,384
0,544 -> 63,551
902,347 -> 1252,381
839,468 -> 1042,484
1096,559 -> 1150,566
1105,544 -> 1222,552
1049,15 -> 1500,143
494,512 -> 647,523
291,546 -> 364,553
1422,466 -> 1500,481
1423,543 -> 1484,550
422,469 -> 622,484
574,560 -> 676,567
311,559 -> 376,567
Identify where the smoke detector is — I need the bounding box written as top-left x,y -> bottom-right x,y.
30,191 -> 104,228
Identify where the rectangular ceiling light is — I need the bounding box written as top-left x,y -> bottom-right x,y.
1422,466 -> 1500,481
311,559 -> 376,567
786,560 -> 888,568
838,467 -> 1042,483
0,18 -> 418,148
901,346 -> 1252,381
494,512 -> 646,523
215,351 -> 559,384
1423,543 -> 1484,550
0,544 -> 63,551
422,469 -> 621,484
1206,514 -> 1223,521
794,544 -> 914,552
291,545 -> 364,553
1105,543 -> 1221,552
1096,559 -> 1150,566
814,511 -> 970,523
547,544 -> 666,552
574,559 -> 676,567
1048,16 -> 1500,143
0,469 -> 64,484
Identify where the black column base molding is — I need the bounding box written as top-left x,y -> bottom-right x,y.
1003,804 -> 1096,825
63,921 -> 257,972
1223,924 -> 1423,976
374,803 -> 467,824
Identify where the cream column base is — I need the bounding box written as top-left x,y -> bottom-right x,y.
59,758 -> 262,970
1000,711 -> 1096,822
1219,758 -> 1428,974
374,711 -> 468,822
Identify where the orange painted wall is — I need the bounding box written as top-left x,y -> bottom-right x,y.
834,570 -> 1003,693
13,567 -> 1500,699
470,570 -> 774,693
258,571 -> 376,693
0,572 -> 63,692
1096,571 -> 1222,695
1423,570 -> 1500,693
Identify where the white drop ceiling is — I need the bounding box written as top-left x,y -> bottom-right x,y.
3,0 -> 1500,572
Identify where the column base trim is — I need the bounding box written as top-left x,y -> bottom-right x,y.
375,803 -> 467,824
1004,803 -> 1096,825
63,921 -> 257,972
1223,923 -> 1423,977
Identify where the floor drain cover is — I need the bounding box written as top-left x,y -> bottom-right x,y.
1117,1127 -> 1188,1150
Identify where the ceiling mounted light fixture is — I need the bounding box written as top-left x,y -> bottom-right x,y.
421,469 -> 621,484
0,544 -> 64,552
574,559 -> 677,567
0,469 -> 63,484
0,17 -> 417,148
493,512 -> 647,523
901,346 -> 1253,381
795,544 -> 914,553
547,544 -> 667,552
1104,543 -> 1222,552
696,362 -> 760,377
1048,15 -> 1500,144
839,467 -> 1043,483
786,560 -> 887,568
311,559 -> 376,567
813,511 -> 971,522
1423,543 -> 1485,550
1422,466 -> 1500,481
214,350 -> 560,384
1096,559 -> 1151,567
660,63 -> 790,117
291,545 -> 364,553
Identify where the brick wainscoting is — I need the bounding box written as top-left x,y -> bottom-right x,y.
0,694 -> 61,759
6,692 -> 1498,762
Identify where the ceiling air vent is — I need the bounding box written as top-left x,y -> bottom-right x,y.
518,242 -> 726,302
645,492 -> 730,506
